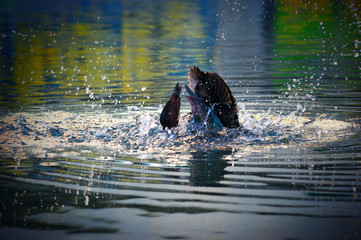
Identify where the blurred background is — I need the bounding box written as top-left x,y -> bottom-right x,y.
0,0 -> 360,116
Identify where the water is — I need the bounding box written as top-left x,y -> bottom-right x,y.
0,0 -> 361,239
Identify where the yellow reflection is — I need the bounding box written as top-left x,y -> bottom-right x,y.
118,1 -> 205,104
3,0 -> 207,108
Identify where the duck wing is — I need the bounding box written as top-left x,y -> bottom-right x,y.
187,66 -> 240,128
160,83 -> 182,130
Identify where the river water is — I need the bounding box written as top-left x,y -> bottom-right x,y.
0,0 -> 360,239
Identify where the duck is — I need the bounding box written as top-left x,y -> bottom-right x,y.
160,66 -> 240,130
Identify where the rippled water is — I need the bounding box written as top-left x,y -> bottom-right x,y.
1,0 -> 361,239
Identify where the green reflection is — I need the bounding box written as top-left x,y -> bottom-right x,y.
272,0 -> 361,80
269,0 -> 361,111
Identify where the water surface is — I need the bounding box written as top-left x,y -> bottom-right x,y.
0,0 -> 361,239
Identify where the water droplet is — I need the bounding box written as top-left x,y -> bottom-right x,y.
127,106 -> 139,111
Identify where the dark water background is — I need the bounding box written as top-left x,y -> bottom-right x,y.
0,0 -> 361,239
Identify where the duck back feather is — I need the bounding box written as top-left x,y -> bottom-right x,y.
187,66 -> 240,128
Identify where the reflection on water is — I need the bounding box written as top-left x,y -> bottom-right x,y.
272,0 -> 361,114
0,0 -> 218,110
189,149 -> 230,187
0,0 -> 361,239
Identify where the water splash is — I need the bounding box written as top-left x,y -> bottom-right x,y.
0,109 -> 356,163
